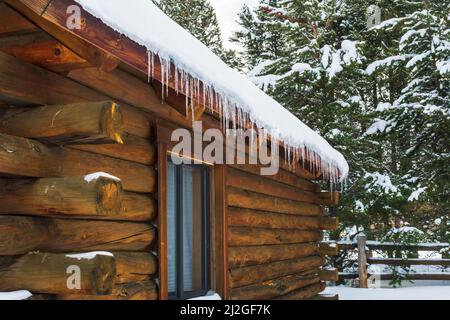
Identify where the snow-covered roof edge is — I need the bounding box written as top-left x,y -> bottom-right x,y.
73,0 -> 349,180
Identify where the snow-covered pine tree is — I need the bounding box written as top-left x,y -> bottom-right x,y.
230,1 -> 290,71
365,0 -> 450,229
153,0 -> 223,54
233,0 -> 386,239
153,0 -> 242,69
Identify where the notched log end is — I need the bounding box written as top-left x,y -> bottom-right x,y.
101,102 -> 124,145
95,177 -> 123,216
90,255 -> 117,295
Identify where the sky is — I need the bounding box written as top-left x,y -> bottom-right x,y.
209,0 -> 259,49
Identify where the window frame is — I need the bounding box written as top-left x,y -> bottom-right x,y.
168,157 -> 211,300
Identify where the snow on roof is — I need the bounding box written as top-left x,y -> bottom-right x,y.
74,0 -> 349,180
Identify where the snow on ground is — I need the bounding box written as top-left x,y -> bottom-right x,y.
0,290 -> 32,300
326,286 -> 450,300
73,0 -> 349,180
189,292 -> 222,300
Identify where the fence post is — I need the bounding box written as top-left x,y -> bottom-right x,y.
357,233 -> 368,288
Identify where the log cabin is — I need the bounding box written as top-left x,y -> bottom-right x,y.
0,0 -> 348,300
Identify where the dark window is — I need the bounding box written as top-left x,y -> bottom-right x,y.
167,159 -> 211,300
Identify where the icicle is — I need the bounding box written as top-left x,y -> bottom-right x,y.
185,75 -> 189,116
147,51 -> 151,83
189,78 -> 195,122
166,60 -> 170,98
151,53 -> 155,80
196,79 -> 200,108
159,56 -> 165,101
202,83 -> 206,111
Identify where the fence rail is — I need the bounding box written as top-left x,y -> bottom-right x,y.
335,241 -> 450,251
327,235 -> 450,287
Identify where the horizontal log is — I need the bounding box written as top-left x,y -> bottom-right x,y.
274,282 -> 326,300
0,50 -> 103,106
0,101 -> 124,144
229,227 -> 321,246
0,52 -> 152,139
229,243 -> 320,268
228,207 -> 320,230
230,256 -> 324,288
0,215 -> 155,255
316,192 -> 340,206
228,187 -> 323,216
227,167 -> 320,204
57,280 -> 158,300
68,134 -> 156,166
319,269 -> 339,282
114,252 -> 158,284
121,192 -> 157,222
318,242 -> 339,256
0,177 -> 155,221
48,219 -> 155,252
0,252 -> 116,295
231,273 -> 320,300
120,105 -> 154,139
0,133 -> 156,193
0,31 -> 89,72
367,258 -> 450,267
0,176 -> 123,218
229,164 -> 319,192
319,216 -> 339,231
0,3 -> 39,36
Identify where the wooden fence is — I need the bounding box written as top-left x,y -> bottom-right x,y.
327,234 -> 450,288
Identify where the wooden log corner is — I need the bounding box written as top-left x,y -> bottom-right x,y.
318,242 -> 339,256
319,268 -> 339,282
0,176 -> 124,218
0,101 -> 124,144
0,252 -> 116,295
319,216 -> 339,231
316,191 -> 340,206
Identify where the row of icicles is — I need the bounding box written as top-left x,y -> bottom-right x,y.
148,51 -> 344,191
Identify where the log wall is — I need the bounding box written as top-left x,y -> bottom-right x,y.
226,166 -> 330,300
0,13 -> 159,298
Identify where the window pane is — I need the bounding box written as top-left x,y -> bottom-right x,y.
182,166 -> 204,293
167,162 -> 177,294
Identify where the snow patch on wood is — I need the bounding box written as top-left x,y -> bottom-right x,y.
0,290 -> 32,300
84,172 -> 121,183
66,251 -> 114,260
